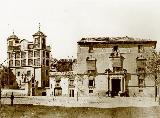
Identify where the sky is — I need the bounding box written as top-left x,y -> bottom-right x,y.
0,0 -> 160,64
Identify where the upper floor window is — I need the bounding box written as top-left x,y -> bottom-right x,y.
34,58 -> 40,66
46,52 -> 49,58
138,75 -> 145,87
21,52 -> 26,58
15,40 -> 19,43
35,38 -> 40,44
138,45 -> 144,53
28,51 -> 33,58
88,76 -> 95,88
34,50 -> 40,57
17,72 -> 20,76
86,57 -> 96,71
89,45 -> 93,53
46,60 -> 49,66
15,60 -> 20,66
9,41 -> 13,46
69,79 -> 74,87
28,59 -> 33,66
15,52 -> 20,59
21,59 -> 26,66
9,60 -> 13,67
28,44 -> 34,49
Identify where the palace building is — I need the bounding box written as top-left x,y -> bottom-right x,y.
76,36 -> 157,97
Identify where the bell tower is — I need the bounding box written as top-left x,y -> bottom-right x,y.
32,23 -> 46,50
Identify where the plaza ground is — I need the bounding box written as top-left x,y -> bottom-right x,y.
1,96 -> 160,118
1,96 -> 159,108
0,105 -> 160,118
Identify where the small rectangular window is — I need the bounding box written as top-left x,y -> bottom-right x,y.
89,80 -> 94,87
17,72 -> 20,76
89,90 -> 93,93
89,46 -> 93,53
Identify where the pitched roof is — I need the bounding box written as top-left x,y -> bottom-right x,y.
78,36 -> 157,44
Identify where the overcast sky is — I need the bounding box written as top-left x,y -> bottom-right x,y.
0,0 -> 160,64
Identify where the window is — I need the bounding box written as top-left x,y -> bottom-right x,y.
28,44 -> 34,49
139,89 -> 143,92
43,59 -> 45,65
69,80 -> 74,87
15,40 -> 19,43
89,80 -> 94,87
42,38 -> 46,49
138,75 -> 145,87
15,52 -> 20,59
15,60 -> 20,66
28,51 -> 33,58
138,45 -> 144,53
28,59 -> 33,66
86,57 -> 96,72
21,59 -> 26,66
17,72 -> 20,76
55,81 -> 60,87
9,41 -> 13,46
27,71 -> 31,76
89,90 -> 93,93
34,50 -> 40,57
46,52 -> 49,58
21,52 -> 26,58
89,46 -> 93,53
35,38 -> 40,44
34,58 -> 40,66
46,60 -> 49,66
51,84 -> 52,88
9,60 -> 13,67
43,51 -> 45,57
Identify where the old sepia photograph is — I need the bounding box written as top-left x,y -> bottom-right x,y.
0,0 -> 160,117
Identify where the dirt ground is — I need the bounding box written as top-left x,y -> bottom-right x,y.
0,105 -> 160,118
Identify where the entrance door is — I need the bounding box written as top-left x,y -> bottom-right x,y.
111,79 -> 121,96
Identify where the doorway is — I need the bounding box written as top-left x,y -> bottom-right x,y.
111,79 -> 121,96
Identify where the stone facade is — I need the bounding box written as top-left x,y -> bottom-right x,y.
77,36 -> 157,97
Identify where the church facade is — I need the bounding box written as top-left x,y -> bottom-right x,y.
7,27 -> 51,95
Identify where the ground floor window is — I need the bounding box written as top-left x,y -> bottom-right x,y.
54,88 -> 62,96
89,90 -> 93,93
69,89 -> 74,97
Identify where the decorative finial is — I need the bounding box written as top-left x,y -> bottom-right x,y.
38,22 -> 41,31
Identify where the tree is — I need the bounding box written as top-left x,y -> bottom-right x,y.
145,49 -> 160,102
